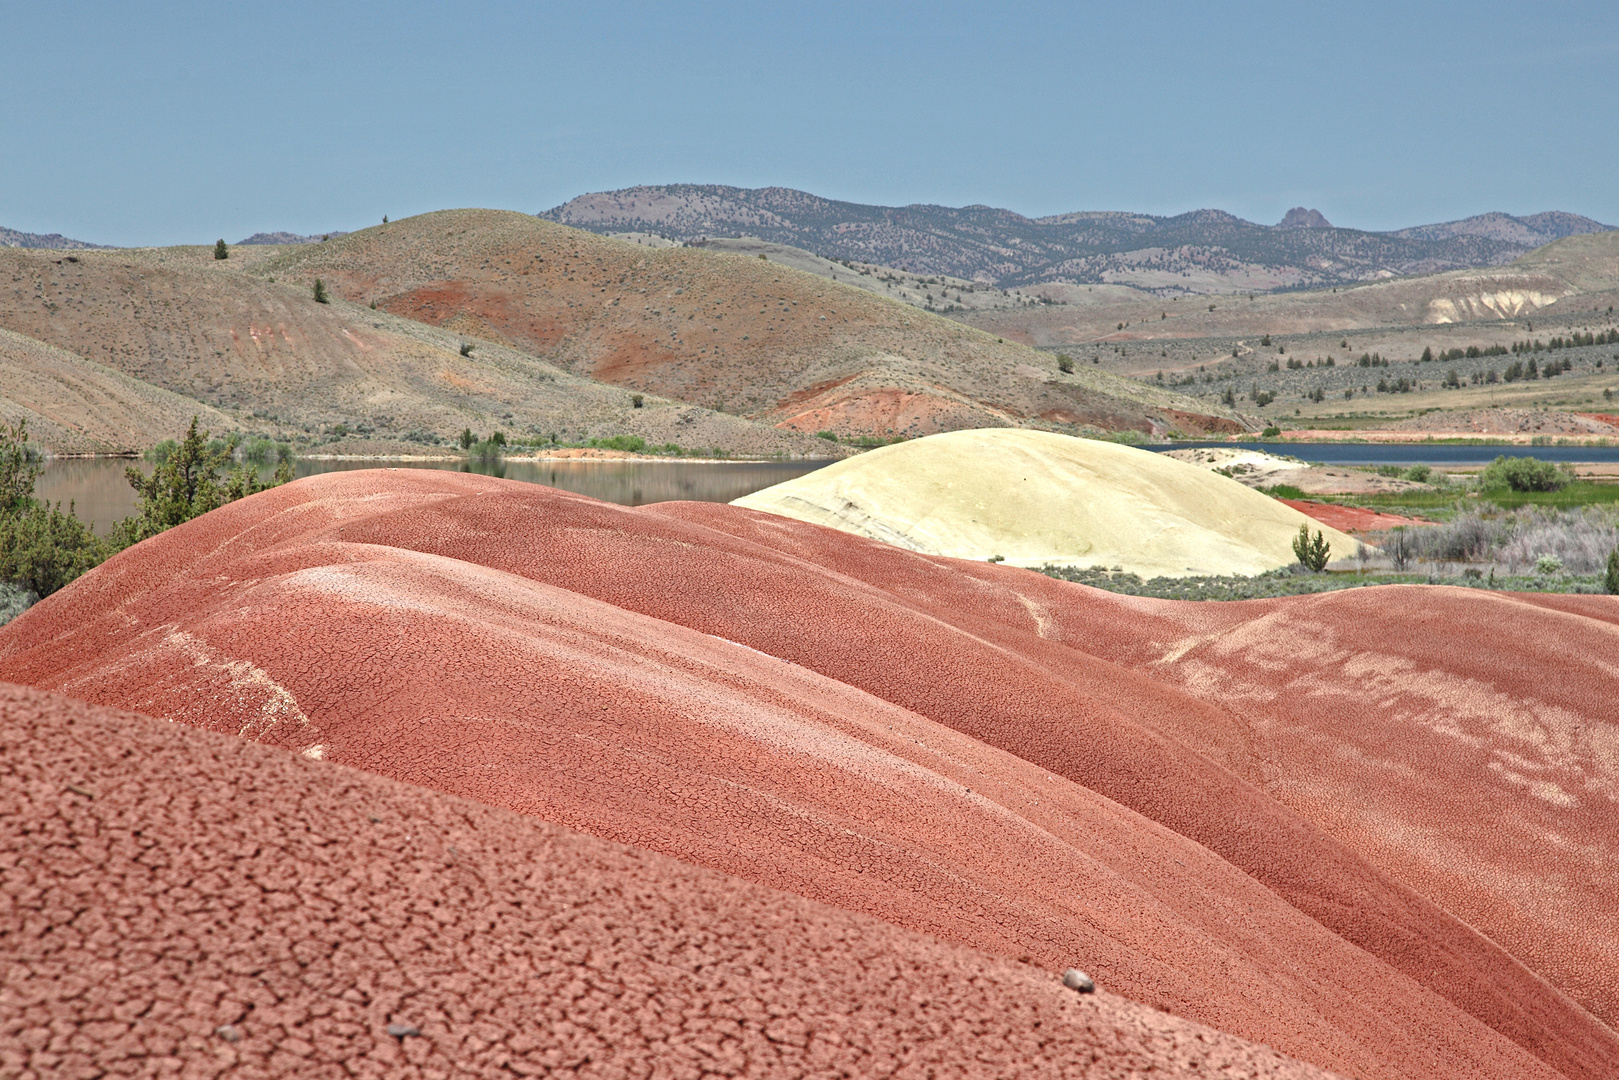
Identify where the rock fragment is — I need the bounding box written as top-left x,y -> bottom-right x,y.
1063,969 -> 1096,993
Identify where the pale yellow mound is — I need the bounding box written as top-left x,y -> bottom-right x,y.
734,429 -> 1361,578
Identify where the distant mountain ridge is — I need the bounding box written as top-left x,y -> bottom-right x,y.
541,185 -> 1612,294
237,231 -> 349,245
0,225 -> 105,250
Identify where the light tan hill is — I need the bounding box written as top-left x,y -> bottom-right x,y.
0,245 -> 833,456
0,326 -> 231,453
252,209 -> 1246,437
962,231 -> 1619,348
734,429 -> 1361,576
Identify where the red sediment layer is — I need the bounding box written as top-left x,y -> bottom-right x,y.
1280,498 -> 1431,533
2,470 -> 1614,1080
4,682 -> 1348,1079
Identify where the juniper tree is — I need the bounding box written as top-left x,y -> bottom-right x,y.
1292,524 -> 1331,572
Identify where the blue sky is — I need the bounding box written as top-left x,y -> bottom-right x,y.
4,1 -> 1616,245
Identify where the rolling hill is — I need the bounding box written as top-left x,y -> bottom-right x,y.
541,185 -> 1612,293
255,209 -> 1242,437
2,469 -> 1614,1080
0,243 -> 833,456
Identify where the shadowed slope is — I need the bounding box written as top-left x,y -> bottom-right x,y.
252,209 -> 1241,437
0,472 -> 1612,1080
2,682 -> 1353,1079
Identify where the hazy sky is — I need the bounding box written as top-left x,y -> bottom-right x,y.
5,1 -> 1616,245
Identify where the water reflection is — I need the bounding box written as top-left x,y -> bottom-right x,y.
35,457 -> 828,534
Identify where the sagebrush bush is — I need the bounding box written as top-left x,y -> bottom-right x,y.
1480,455 -> 1572,493
1385,506 -> 1619,574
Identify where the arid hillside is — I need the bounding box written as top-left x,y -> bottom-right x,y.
4,470 -> 1615,1080
255,209 -> 1244,437
0,326 -> 230,453
961,230 -> 1619,348
0,244 -> 831,456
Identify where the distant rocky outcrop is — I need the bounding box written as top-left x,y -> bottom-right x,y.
1276,207 -> 1332,229
237,230 -> 349,245
0,225 -> 105,250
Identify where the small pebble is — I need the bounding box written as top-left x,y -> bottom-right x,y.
1062,968 -> 1096,993
215,1024 -> 241,1043
387,1023 -> 421,1038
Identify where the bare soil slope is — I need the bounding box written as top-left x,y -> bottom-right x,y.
254,209 -> 1242,437
0,326 -> 231,453
0,245 -> 829,456
2,682 -> 1352,1079
734,430 -> 1361,576
1,471 -> 1613,1080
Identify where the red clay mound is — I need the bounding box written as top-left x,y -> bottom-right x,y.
1280,498 -> 1431,533
1034,583 -> 1619,1035
1,471 -> 1614,1080
2,682 -> 1351,1079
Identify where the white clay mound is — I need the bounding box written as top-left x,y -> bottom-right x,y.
734,429 -> 1361,578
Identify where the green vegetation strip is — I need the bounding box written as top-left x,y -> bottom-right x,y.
1038,565 -> 1613,601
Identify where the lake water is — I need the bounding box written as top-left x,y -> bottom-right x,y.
1155,442 -> 1619,466
34,457 -> 829,535
38,441 -> 1619,533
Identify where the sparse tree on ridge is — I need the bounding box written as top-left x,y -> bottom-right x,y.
214,239 -> 228,260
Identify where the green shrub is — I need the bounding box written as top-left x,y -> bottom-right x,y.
816,430 -> 839,442
1261,426 -> 1281,438
467,440 -> 505,467
0,501 -> 106,597
110,417 -> 282,549
1606,546 -> 1619,594
459,341 -> 473,357
1262,484 -> 1307,499
1480,455 -> 1571,493
0,419 -> 105,597
1057,354 -> 1074,374
1404,465 -> 1432,483
1292,524 -> 1331,572
313,278 -> 330,304
589,434 -> 648,453
214,239 -> 228,260
240,437 -> 277,464
1,419 -> 42,514
459,428 -> 475,451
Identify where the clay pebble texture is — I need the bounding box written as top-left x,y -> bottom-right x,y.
732,430 -> 1361,577
1,682 -> 1350,1080
1,470 -> 1615,1080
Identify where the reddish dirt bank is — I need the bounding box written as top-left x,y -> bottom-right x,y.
1,471 -> 1614,1080
1280,499 -> 1431,533
2,683 -> 1349,1079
